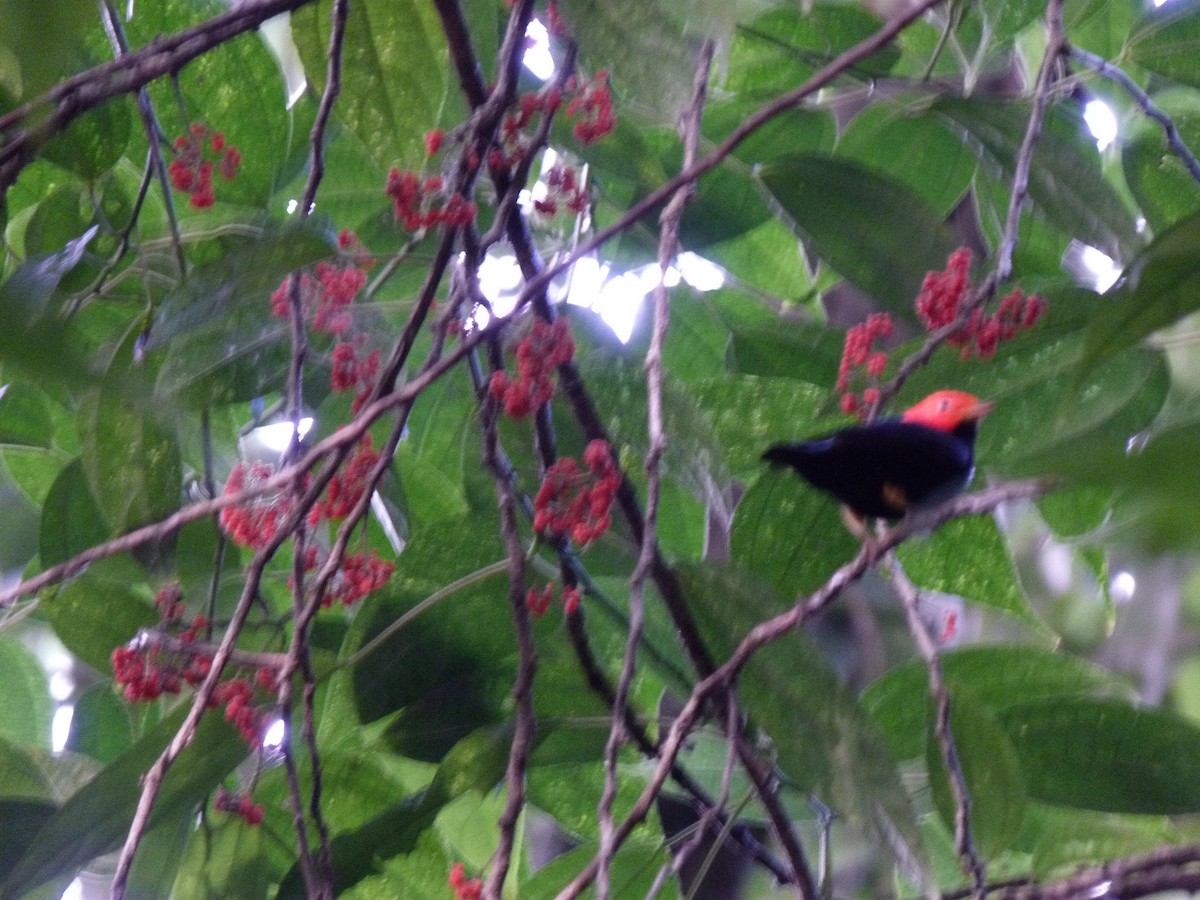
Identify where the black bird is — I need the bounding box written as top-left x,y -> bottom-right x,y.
762,390 -> 994,520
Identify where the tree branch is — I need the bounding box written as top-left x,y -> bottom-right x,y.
1069,45 -> 1200,185
0,0 -> 319,195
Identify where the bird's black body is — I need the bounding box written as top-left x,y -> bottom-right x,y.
763,419 -> 978,519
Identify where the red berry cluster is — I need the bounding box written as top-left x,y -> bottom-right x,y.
293,545 -> 396,608
565,71 -> 616,144
214,787 -> 265,826
219,461 -> 293,550
525,582 -> 582,617
385,168 -> 477,230
489,317 -> 575,418
168,123 -> 241,209
213,677 -> 262,746
836,312 -> 893,417
916,248 -> 1045,359
448,863 -> 482,900
309,437 -> 380,523
270,259 -> 368,337
112,644 -> 185,700
493,86 -> 564,172
533,440 -> 620,545
329,340 -> 381,414
533,164 -> 587,216
153,582 -> 185,620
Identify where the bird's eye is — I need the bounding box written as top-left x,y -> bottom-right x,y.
937,399 -> 951,412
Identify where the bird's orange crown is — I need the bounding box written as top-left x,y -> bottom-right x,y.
901,390 -> 994,432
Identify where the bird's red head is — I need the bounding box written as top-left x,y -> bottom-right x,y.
901,390 -> 994,432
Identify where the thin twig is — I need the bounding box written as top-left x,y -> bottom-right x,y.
1069,45 -> 1200,185
131,630 -> 287,669
875,0 -> 1067,414
887,555 -> 986,896
598,40 -> 713,899
551,479 -> 1051,900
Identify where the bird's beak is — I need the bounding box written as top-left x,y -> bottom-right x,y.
965,399 -> 995,421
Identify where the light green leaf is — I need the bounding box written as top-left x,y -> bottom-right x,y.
897,514 -> 1037,623
38,458 -> 111,569
292,0 -> 456,169
0,638 -> 51,751
1128,0 -> 1200,89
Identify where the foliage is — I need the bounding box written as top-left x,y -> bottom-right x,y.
3,0 -> 1200,897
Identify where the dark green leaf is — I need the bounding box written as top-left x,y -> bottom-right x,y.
0,736 -> 54,802
1,711 -> 245,899
45,555 -> 156,674
837,102 -> 976,215
78,354 -> 182,535
41,99 -> 132,182
1128,0 -> 1200,89
1121,88 -> 1200,234
726,4 -> 898,97
935,98 -> 1141,261
926,687 -> 1026,858
731,472 -> 860,598
862,646 -> 1133,760
66,684 -> 135,765
0,383 -> 54,449
758,154 -> 962,321
172,814 -> 271,900
275,725 -> 517,898
1000,698 -> 1200,813
38,458 -> 111,569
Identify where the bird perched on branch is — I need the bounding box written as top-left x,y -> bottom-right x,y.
762,390 -> 994,522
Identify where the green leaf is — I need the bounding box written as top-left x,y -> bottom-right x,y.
896,514 -> 1036,623
66,684 -> 136,765
0,736 -> 54,803
0,637 -> 51,750
935,98 -> 1141,262
862,646 -> 1133,760
0,801 -> 57,877
292,0 -> 456,169
678,562 -> 925,871
926,687 -> 1026,858
45,555 -> 156,674
726,4 -> 899,97
1076,211 -> 1200,382
0,710 -> 245,899
149,221 -> 334,405
1000,698 -> 1200,814
1121,88 -> 1200,234
836,102 -> 976,216
758,154 -> 962,322
78,356 -> 182,535
1128,0 -> 1200,89
41,99 -> 132,182
172,814 -> 272,900
726,322 -> 843,386
1020,802 -> 1180,875
38,458 -> 111,569
124,0 -> 295,209
0,383 -> 53,449
731,472 -> 861,598
275,725 -> 517,898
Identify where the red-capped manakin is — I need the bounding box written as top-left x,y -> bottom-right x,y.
762,390 -> 994,521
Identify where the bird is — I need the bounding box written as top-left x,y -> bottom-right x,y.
762,390 -> 994,521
